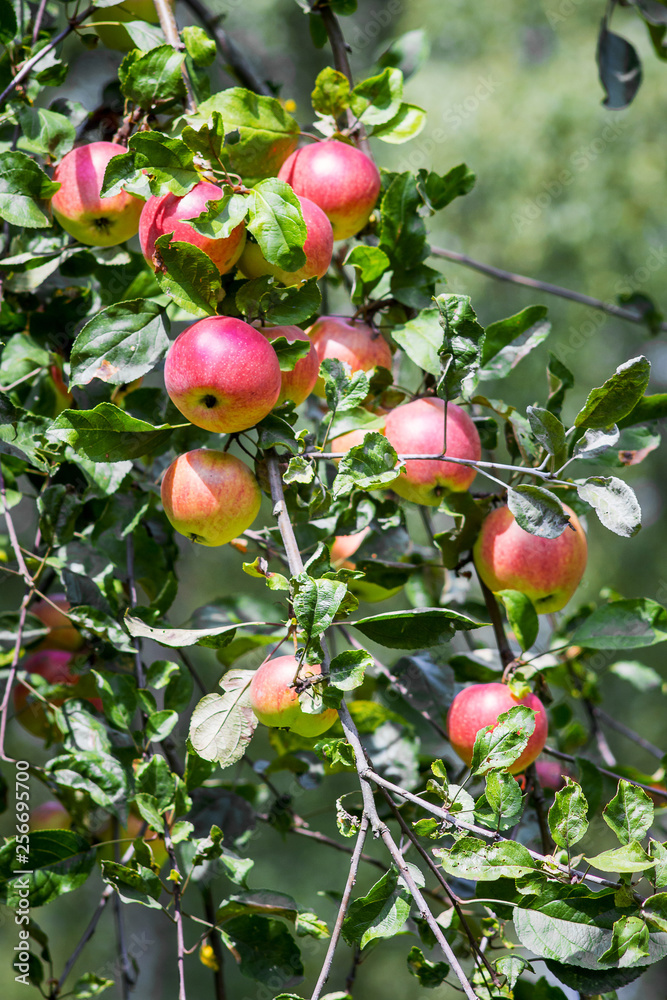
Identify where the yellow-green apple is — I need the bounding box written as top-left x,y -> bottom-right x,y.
248,655 -> 338,737
330,528 -> 403,603
164,316 -> 282,433
29,801 -> 72,831
447,682 -> 548,773
473,503 -> 587,614
278,140 -> 381,240
91,0 -> 172,52
307,315 -> 393,397
384,398 -> 480,505
13,650 -> 102,739
51,141 -> 144,247
139,181 -> 246,275
257,325 -> 319,406
31,593 -> 84,652
161,449 -> 261,547
238,195 -> 333,284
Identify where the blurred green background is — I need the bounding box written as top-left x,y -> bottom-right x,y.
2,0 -> 667,997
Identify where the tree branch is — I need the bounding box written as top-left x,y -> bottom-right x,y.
315,2 -> 371,155
266,452 -> 305,576
430,245 -> 667,333
475,569 -> 515,669
164,826 -> 188,1000
180,0 -> 271,95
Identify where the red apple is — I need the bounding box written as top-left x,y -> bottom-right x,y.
238,195 -> 333,285
51,141 -> 144,247
257,325 -> 319,406
473,503 -> 587,614
248,654 -> 338,737
139,181 -> 246,275
534,758 -> 568,791
164,316 -> 282,433
31,593 -> 84,652
384,398 -> 481,505
29,801 -> 72,831
307,315 -> 393,397
161,449 -> 261,547
447,682 -> 548,774
278,140 -> 381,240
13,650 -> 102,739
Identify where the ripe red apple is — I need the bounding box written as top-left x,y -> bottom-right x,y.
31,593 -> 84,652
161,449 -> 261,547
91,0 -> 172,51
29,801 -> 72,831
278,140 -> 381,240
139,181 -> 246,275
238,195 -> 333,285
13,650 -> 102,739
51,141 -> 144,247
307,315 -> 393,397
164,316 -> 282,433
248,655 -> 338,737
257,325 -> 319,406
447,682 -> 548,774
383,398 -> 481,505
473,503 -> 587,614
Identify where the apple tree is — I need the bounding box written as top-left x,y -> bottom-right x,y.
1,1 -> 667,999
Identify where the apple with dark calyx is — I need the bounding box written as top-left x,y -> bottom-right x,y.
257,325 -> 319,406
473,503 -> 587,614
249,655 -> 338,737
164,316 -> 282,433
13,649 -> 102,739
330,528 -> 403,603
51,141 -> 144,247
307,315 -> 393,397
447,682 -> 548,774
31,593 -> 84,652
91,0 -> 171,52
238,195 -> 333,284
29,801 -> 72,831
383,398 -> 481,505
139,181 -> 246,275
161,449 -> 261,547
278,140 -> 381,240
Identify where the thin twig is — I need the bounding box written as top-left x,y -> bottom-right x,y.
316,2 -> 371,156
202,885 -> 226,1000
593,706 -> 665,760
310,814 -> 370,1000
31,0 -> 49,45
112,819 -> 134,999
430,245 -> 667,333
180,0 -> 271,95
542,745 -> 667,800
266,452 -> 305,575
152,0 -> 197,114
525,763 -> 555,855
0,6 -> 96,108
164,826 -> 187,1000
475,570 -> 515,669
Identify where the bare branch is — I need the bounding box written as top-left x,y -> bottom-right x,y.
180,0 -> 271,95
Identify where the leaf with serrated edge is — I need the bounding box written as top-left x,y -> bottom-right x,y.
189,670 -> 256,768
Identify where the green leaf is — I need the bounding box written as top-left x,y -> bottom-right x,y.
618,391 -> 667,428
0,151 -> 59,228
406,945 -> 449,987
154,235 -> 221,316
391,308 -> 443,376
47,403 -> 173,462
600,915 -> 650,965
145,709 -> 179,743
184,191 -> 249,241
649,840 -> 667,888
342,867 -> 412,948
642,892 -> 667,932
484,769 -> 523,820
125,613 -> 264,648
350,68 -> 403,126
471,705 -> 536,775
331,432 -> 398,498
571,598 -> 667,649
104,131 -> 198,198
15,106 -> 75,159
497,590 -> 539,652
0,832 -> 95,907
48,749 -> 131,814
576,476 -> 641,537
435,836 -> 537,880
235,275 -> 321,325
134,755 -> 176,812
349,606 -> 482,650
574,356 -> 651,430
187,88 -> 299,185
182,25 -> 216,66
293,574 -> 347,639
417,163 -> 476,211
222,914 -> 303,984
481,305 -> 548,367
495,956 -> 533,992
548,779 -> 589,849
344,245 -> 389,304
377,28 -> 430,80
119,45 -> 186,110
70,973 -> 114,998
572,425 -> 620,460
321,359 -> 370,413
92,670 -> 137,730
189,670 -> 257,769
609,659 -> 662,691
378,172 -> 427,268
507,484 -> 570,538
526,405 -> 566,459
372,103 -> 426,143
585,840 -> 654,873
329,648 -> 371,692
246,178 -> 307,272
69,299 -> 169,387
101,860 -> 164,909
435,292 -> 485,399
603,780 -> 654,845
0,0 -> 17,44
311,67 -> 350,117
